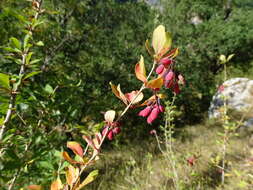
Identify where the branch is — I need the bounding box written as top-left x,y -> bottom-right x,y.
0,0 -> 44,141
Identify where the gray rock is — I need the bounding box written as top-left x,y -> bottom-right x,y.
209,78 -> 253,119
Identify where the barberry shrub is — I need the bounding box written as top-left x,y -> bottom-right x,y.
43,25 -> 185,190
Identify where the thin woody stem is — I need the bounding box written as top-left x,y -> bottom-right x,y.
0,0 -> 43,141
71,61 -> 157,190
116,61 -> 157,121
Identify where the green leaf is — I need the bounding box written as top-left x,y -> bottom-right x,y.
2,47 -> 21,53
227,54 -> 235,62
0,73 -> 10,90
44,84 -> 54,94
26,52 -> 34,65
10,37 -> 21,50
38,161 -> 54,170
0,117 -> 4,125
30,59 -> 42,65
219,55 -> 226,64
23,34 -> 31,50
36,41 -> 44,46
24,71 -> 41,80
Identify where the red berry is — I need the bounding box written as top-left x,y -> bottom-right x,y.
160,57 -> 172,67
147,107 -> 159,124
165,70 -> 174,81
102,126 -> 109,137
138,106 -> 152,117
112,127 -> 121,135
156,64 -> 165,74
107,130 -> 114,140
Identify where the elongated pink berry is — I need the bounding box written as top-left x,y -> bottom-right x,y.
160,57 -> 172,67
165,79 -> 173,88
138,106 -> 152,117
107,130 -> 114,140
165,70 -> 174,81
156,64 -> 165,74
112,127 -> 121,135
102,126 -> 109,137
147,107 -> 159,124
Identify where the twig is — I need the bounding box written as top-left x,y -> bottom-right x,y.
0,0 -> 43,141
71,61 -> 157,190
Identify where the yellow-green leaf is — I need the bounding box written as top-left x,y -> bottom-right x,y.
219,55 -> 226,64
110,82 -> 120,99
0,73 -> 10,90
158,32 -> 172,58
145,39 -> 154,56
67,141 -> 83,157
135,55 -> 147,83
66,165 -> 79,185
10,37 -> 21,50
109,82 -> 128,105
146,77 -> 164,89
227,54 -> 235,62
76,170 -> 99,190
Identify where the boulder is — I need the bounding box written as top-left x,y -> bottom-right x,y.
208,78 -> 253,120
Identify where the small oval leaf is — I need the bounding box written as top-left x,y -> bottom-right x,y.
146,77 -> 164,89
104,110 -> 116,123
135,55 -> 147,83
67,141 -> 83,157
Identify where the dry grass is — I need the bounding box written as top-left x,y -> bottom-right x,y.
86,121 -> 253,190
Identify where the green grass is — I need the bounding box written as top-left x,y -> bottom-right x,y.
85,120 -> 253,190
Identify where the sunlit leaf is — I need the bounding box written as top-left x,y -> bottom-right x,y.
10,37 -> 21,50
109,82 -> 120,99
67,141 -> 83,157
135,55 -> 147,83
44,84 -> 54,94
157,32 -> 172,58
165,48 -> 179,58
104,110 -> 116,123
125,91 -> 144,104
145,39 -> 153,56
109,82 -> 128,105
50,178 -> 62,190
36,41 -> 44,46
76,170 -> 99,190
0,73 -> 10,90
219,55 -> 226,64
66,165 -> 79,185
24,71 -> 41,80
117,84 -> 128,105
62,151 -> 79,164
23,34 -> 31,50
26,52 -> 34,65
227,54 -> 235,62
146,77 -> 163,89
152,25 -> 166,54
